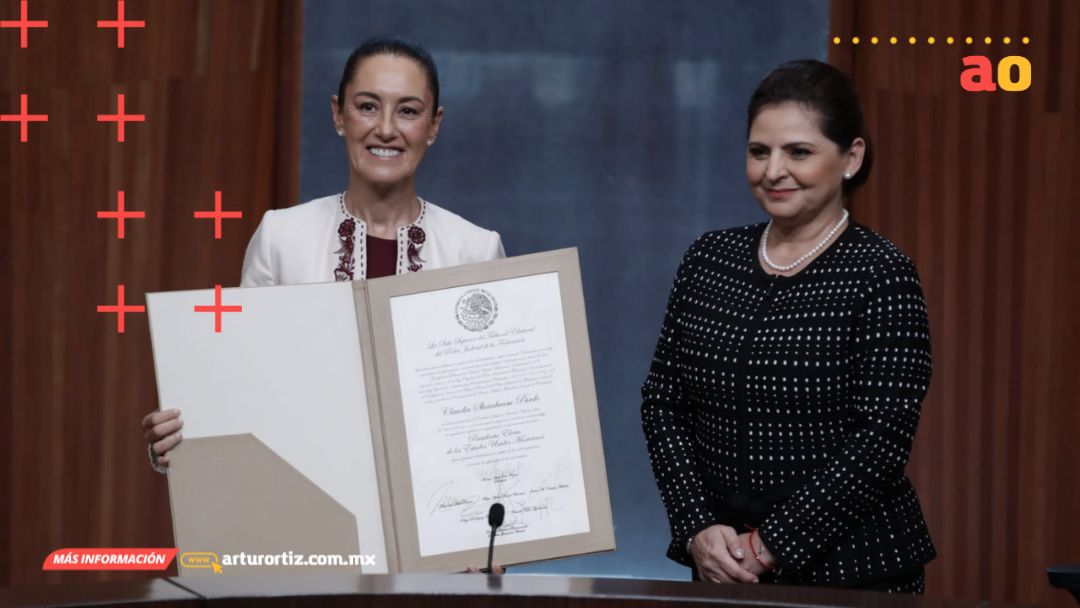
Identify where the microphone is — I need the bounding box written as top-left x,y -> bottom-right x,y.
485,502 -> 505,574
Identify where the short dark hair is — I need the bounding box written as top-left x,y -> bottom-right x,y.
336,35 -> 440,114
748,59 -> 872,196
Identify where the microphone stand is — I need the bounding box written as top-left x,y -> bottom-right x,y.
484,502 -> 504,574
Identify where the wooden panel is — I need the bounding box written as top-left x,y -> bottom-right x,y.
0,0 -> 301,586
830,1 -> 1080,607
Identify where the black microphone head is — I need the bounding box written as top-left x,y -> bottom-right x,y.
488,502 -> 505,528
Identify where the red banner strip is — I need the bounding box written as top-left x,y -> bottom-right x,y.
42,548 -> 178,571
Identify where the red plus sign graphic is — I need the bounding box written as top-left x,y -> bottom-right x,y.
96,190 -> 145,239
96,93 -> 144,143
194,285 -> 242,333
97,284 -> 145,334
194,191 -> 243,239
1,93 -> 48,142
97,0 -> 143,49
1,0 -> 47,48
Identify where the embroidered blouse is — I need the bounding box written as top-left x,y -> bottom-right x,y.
334,193 -> 428,281
239,193 -> 505,288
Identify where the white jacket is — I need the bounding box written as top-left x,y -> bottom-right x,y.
240,194 -> 505,286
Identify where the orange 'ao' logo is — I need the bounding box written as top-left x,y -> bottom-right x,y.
960,55 -> 1032,92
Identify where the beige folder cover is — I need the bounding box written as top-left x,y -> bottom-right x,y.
168,435 -> 360,576
148,280 -> 388,574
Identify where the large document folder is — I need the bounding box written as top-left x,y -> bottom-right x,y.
147,248 -> 615,575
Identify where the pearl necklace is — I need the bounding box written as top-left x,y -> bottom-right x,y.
760,209 -> 849,272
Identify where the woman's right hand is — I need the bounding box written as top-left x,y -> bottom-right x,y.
143,408 -> 183,469
689,525 -> 759,583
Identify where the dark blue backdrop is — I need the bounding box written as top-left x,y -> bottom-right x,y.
300,0 -> 829,580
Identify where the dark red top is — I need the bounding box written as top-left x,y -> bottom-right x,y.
366,234 -> 397,279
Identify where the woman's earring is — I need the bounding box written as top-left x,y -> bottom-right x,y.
426,139 -> 434,146
843,171 -> 852,179
336,129 -> 345,137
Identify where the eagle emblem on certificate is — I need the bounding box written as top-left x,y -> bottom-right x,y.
454,288 -> 498,332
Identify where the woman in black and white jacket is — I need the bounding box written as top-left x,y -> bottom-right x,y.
642,59 -> 935,593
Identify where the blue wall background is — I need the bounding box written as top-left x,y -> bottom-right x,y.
300,0 -> 829,580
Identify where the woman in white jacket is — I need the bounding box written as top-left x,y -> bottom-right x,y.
144,36 -> 504,469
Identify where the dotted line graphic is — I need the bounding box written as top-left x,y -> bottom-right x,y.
832,35 -> 1031,45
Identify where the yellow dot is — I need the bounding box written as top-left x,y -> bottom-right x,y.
1003,36 -> 1011,44
985,36 -> 992,44
965,36 -> 973,44
1022,36 -> 1030,44
852,36 -> 860,44
889,36 -> 897,44
833,36 -> 841,44
946,36 -> 954,44
928,36 -> 936,44
908,36 -> 917,44
871,36 -> 879,44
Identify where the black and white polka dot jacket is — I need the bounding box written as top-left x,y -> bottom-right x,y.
642,222 -> 936,586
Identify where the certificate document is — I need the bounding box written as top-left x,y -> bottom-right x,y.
365,248 -> 614,571
390,273 -> 590,557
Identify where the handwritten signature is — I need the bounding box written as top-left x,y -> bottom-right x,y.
423,459 -> 576,525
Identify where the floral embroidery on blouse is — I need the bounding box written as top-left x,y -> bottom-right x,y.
336,192 -> 428,279
407,224 -> 426,272
334,217 -> 356,281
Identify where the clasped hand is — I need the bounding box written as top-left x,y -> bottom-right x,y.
689,525 -> 770,584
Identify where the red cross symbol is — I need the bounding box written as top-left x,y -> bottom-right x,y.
1,93 -> 48,142
1,0 -> 47,48
97,284 -> 145,334
194,285 -> 242,333
96,93 -> 144,142
96,190 -> 145,239
97,0 -> 143,49
194,191 -> 242,239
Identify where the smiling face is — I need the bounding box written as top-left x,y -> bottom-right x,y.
746,101 -> 863,225
331,53 -> 443,190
